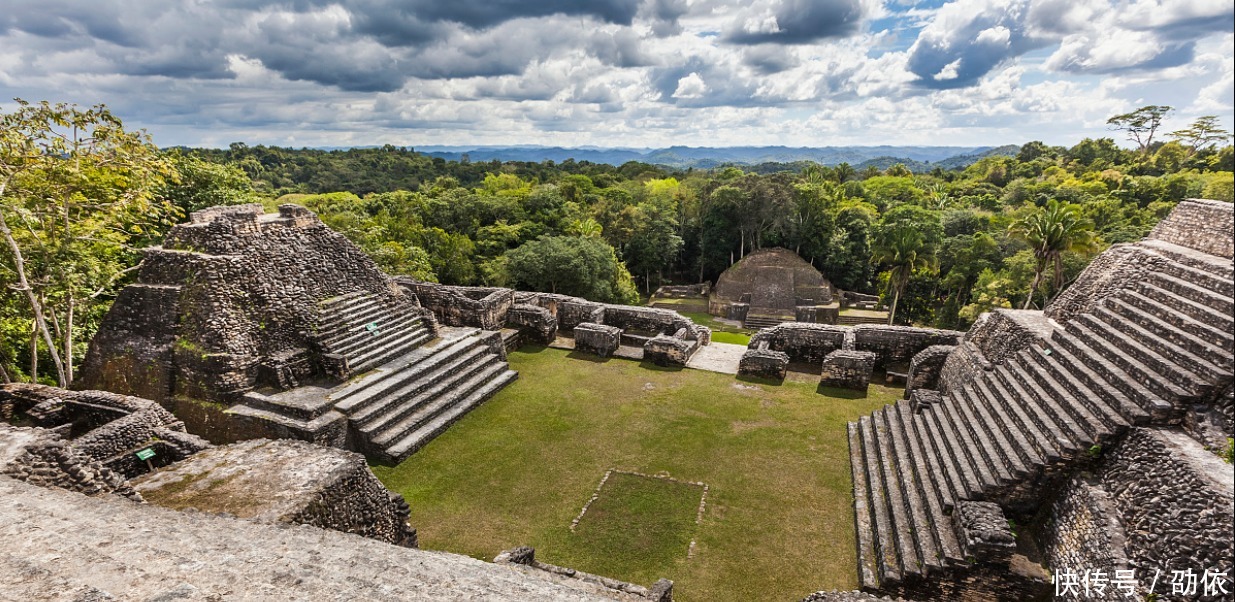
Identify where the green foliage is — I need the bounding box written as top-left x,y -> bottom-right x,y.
502,236 -> 639,304
1224,438 -> 1233,464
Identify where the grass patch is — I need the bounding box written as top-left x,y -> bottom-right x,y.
372,345 -> 898,601
708,330 -> 751,346
569,472 -> 703,583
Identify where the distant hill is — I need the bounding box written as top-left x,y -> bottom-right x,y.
413,144 -> 1020,170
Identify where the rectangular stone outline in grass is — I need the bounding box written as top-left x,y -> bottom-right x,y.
570,469 -> 710,559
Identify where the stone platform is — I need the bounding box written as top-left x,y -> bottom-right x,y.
0,476 -> 632,601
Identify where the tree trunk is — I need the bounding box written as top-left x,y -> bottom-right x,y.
1023,269 -> 1043,310
30,322 -> 38,383
0,357 -> 11,384
0,206 -> 67,386
739,231 -> 745,259
888,286 -> 901,326
65,294 -> 74,384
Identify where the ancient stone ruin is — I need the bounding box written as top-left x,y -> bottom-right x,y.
709,247 -> 839,328
844,199 -> 1234,600
74,204 -> 518,463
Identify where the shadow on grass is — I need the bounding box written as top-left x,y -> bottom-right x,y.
638,361 -> 683,372
566,350 -> 613,363
514,343 -> 550,354
816,384 -> 869,399
734,374 -> 784,387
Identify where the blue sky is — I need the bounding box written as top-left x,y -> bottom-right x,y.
1,0 -> 1231,149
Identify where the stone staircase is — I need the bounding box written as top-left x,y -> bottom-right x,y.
315,292 -> 434,375
848,240 -> 1234,593
329,329 -> 518,464
742,314 -> 789,329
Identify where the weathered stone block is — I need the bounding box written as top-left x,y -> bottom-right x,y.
738,349 -> 790,381
643,334 -> 696,367
953,501 -> 1016,564
506,303 -> 558,343
574,323 -> 621,358
909,389 -> 942,412
820,350 -> 876,391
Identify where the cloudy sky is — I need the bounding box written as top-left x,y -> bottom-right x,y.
1,0 -> 1231,149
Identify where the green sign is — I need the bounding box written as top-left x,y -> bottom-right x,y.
135,448 -> 156,461
365,321 -> 380,335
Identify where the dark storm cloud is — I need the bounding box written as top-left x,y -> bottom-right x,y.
724,0 -> 872,45
742,45 -> 800,74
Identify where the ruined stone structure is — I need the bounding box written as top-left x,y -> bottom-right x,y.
495,546 -> 673,601
133,438 -> 418,547
77,205 -> 516,464
710,247 -> 840,328
401,282 -> 712,367
738,323 -> 962,391
845,199 -> 1234,600
1,384 -> 211,484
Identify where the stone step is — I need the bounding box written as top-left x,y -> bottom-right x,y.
318,303 -> 406,345
1136,281 -> 1234,338
893,402 -> 965,566
870,408 -> 923,580
369,359 -> 506,448
988,365 -> 1080,460
938,395 -> 1002,491
325,315 -> 423,357
383,369 -> 518,462
1140,239 -> 1235,294
334,333 -> 482,415
1057,324 -> 1192,414
1072,314 -> 1213,400
1043,334 -> 1167,423
317,296 -> 384,331
947,387 -> 1020,486
1145,270 -> 1234,317
1028,341 -> 1142,431
907,403 -> 959,513
1097,302 -> 1233,384
743,316 -> 788,329
1011,351 -> 1113,443
1122,291 -> 1234,356
848,422 -> 882,592
881,403 -> 953,571
923,399 -> 986,498
353,347 -> 492,431
966,378 -> 1044,472
857,415 -> 904,585
349,329 -> 435,375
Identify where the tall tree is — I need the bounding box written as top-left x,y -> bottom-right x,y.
1,99 -> 174,385
1168,116 -> 1232,155
1107,105 -> 1173,153
871,205 -> 942,325
1009,200 -> 1096,309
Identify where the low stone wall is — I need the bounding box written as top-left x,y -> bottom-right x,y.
749,323 -> 847,365
953,501 -> 1016,564
1,429 -> 142,500
904,345 -> 955,397
1147,198 -> 1235,259
514,292 -> 606,331
133,438 -> 417,547
398,280 -> 514,330
851,325 -> 963,368
795,304 -> 840,325
575,323 -> 621,358
1,384 -> 212,478
643,334 -> 698,367
820,350 -> 876,391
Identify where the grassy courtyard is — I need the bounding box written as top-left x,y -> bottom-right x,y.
371,346 -> 898,601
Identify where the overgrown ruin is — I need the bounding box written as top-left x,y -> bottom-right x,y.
3,199 -> 1232,601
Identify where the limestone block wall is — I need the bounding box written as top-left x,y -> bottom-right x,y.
964,309 -> 1053,365
1,424 -> 141,500
1038,476 -> 1131,596
749,323 -> 847,365
938,342 -> 992,395
1093,428 -> 1233,593
820,350 -> 876,390
1148,198 -> 1235,259
851,325 -> 963,368
397,280 -> 513,330
904,345 -> 955,397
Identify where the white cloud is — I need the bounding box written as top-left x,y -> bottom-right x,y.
672,72 -> 709,98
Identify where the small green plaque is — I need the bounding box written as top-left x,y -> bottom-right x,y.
135,448 -> 156,461
365,321 -> 380,335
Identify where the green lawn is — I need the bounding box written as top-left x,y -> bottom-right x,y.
676,310 -> 754,346
372,346 -> 899,601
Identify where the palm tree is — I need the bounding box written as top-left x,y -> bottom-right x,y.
1010,200 -> 1096,309
872,224 -> 931,325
